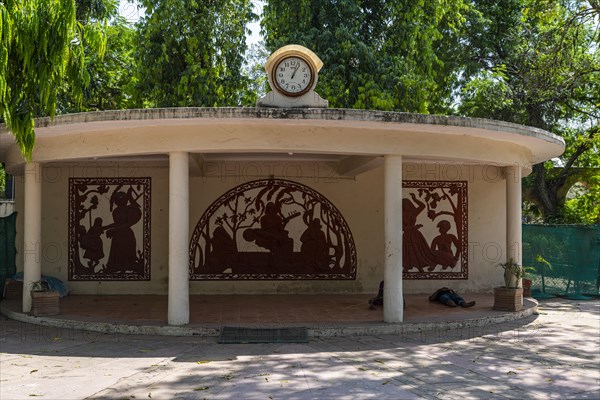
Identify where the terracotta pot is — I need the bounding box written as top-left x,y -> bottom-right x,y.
493,287 -> 523,312
522,279 -> 532,298
31,291 -> 60,316
3,279 -> 23,300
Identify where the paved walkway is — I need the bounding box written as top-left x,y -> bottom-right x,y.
1,299 -> 599,399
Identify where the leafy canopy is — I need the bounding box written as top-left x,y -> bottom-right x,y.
0,0 -> 116,159
134,0 -> 257,107
261,0 -> 470,113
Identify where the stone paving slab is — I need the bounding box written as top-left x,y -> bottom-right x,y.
1,299 -> 598,399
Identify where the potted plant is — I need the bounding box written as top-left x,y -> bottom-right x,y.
30,280 -> 60,316
493,258 -> 524,311
521,265 -> 537,298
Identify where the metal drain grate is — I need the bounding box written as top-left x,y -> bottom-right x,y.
218,326 -> 309,344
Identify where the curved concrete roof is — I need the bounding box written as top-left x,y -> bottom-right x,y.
0,107 -> 564,172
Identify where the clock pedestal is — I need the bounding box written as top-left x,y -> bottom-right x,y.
257,45 -> 328,108
256,90 -> 328,108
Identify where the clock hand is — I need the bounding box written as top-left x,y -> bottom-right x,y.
291,64 -> 300,79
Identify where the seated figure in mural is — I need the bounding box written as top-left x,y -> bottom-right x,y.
104,189 -> 142,273
403,193 -> 438,272
430,220 -> 460,270
429,287 -> 475,308
207,225 -> 237,271
300,218 -> 330,270
245,202 -> 295,255
79,217 -> 105,270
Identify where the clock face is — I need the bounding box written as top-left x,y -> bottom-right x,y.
272,56 -> 314,97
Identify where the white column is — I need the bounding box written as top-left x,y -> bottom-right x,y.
383,155 -> 403,322
506,165 -> 523,272
168,152 -> 190,325
23,162 -> 42,312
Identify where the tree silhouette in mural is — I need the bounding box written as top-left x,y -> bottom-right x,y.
190,179 -> 356,279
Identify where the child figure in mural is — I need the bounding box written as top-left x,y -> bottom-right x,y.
300,218 -> 330,270
403,193 -> 438,272
79,217 -> 105,271
104,188 -> 142,274
430,220 -> 460,270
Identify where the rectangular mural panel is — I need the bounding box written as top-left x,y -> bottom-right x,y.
69,178 -> 151,281
403,180 -> 468,279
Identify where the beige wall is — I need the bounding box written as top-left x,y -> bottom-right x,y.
13,161 -> 507,296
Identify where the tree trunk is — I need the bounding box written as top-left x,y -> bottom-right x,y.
533,163 -> 559,220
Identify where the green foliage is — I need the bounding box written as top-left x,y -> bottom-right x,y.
261,0 -> 470,113
0,0 -> 116,159
134,0 -> 256,107
58,16 -> 137,112
242,42 -> 270,104
563,175 -> 600,224
0,0 -> 77,159
497,258 -> 523,288
455,0 -> 600,223
458,69 -> 514,120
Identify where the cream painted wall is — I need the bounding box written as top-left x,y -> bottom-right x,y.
13,161 -> 507,296
188,162 -> 383,295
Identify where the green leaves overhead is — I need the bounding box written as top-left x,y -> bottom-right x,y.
0,0 -> 115,160
456,0 -> 599,222
0,0 -> 77,159
58,15 -> 137,113
261,0 -> 470,113
134,0 -> 256,107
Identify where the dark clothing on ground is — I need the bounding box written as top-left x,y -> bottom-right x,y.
429,287 -> 475,308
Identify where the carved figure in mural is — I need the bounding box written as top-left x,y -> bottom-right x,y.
190,179 -> 357,280
104,188 -> 142,273
244,202 -> 297,255
403,193 -> 438,272
431,220 -> 459,269
300,218 -> 330,269
79,217 -> 105,270
207,225 -> 237,270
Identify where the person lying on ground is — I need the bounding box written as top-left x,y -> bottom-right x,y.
429,287 -> 475,308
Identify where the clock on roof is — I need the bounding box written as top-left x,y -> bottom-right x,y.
256,45 -> 328,108
272,55 -> 314,97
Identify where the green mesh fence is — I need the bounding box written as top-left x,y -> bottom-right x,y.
523,224 -> 600,300
0,212 -> 17,292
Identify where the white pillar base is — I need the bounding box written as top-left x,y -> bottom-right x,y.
383,155 -> 403,322
506,165 -> 523,287
506,165 -> 523,265
23,162 -> 42,312
168,152 -> 190,325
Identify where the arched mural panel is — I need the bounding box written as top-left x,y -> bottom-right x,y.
189,179 -> 357,280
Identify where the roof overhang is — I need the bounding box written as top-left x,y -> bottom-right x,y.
0,108 -> 565,176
